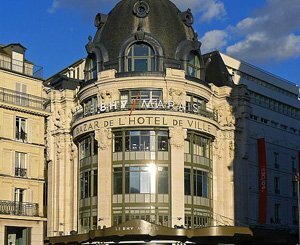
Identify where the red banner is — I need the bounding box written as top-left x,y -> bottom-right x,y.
257,138 -> 267,224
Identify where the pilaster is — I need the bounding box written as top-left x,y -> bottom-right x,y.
169,126 -> 187,227
95,128 -> 112,227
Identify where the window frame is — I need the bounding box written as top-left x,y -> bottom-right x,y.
126,42 -> 155,72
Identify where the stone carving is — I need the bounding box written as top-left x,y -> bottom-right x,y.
168,88 -> 184,106
95,128 -> 112,150
213,131 -> 225,160
215,104 -> 235,127
69,141 -> 77,162
169,126 -> 187,148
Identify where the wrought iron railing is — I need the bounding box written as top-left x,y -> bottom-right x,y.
0,200 -> 39,217
15,168 -> 27,177
15,131 -> 27,141
0,58 -> 43,79
0,87 -> 50,111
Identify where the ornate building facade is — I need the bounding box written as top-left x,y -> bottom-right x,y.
0,44 -> 48,244
43,0 -> 299,244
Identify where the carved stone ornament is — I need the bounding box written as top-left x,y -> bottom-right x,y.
135,23 -> 145,41
215,104 -> 236,127
133,0 -> 150,18
168,88 -> 184,106
180,8 -> 194,27
100,90 -> 112,105
169,127 -> 187,148
95,128 -> 112,150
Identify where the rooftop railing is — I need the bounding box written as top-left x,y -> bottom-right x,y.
0,200 -> 39,217
0,87 -> 50,112
0,57 -> 43,79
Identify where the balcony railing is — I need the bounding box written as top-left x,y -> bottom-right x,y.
15,131 -> 27,142
0,200 -> 39,217
15,167 -> 27,177
0,58 -> 43,79
0,87 -> 50,111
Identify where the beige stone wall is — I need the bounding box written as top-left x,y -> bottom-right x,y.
0,218 -> 45,245
0,68 -> 47,243
0,70 -> 43,97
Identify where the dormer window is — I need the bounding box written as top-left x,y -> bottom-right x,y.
187,52 -> 201,78
85,56 -> 97,81
127,43 -> 155,72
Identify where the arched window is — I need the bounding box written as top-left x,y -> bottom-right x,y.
187,52 -> 201,78
85,56 -> 97,81
127,43 -> 155,72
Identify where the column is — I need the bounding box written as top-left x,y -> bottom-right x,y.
95,128 -> 112,227
169,126 -> 187,227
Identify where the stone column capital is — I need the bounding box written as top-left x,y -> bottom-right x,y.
169,126 -> 187,149
95,128 -> 112,150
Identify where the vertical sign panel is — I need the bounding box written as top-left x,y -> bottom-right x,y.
257,138 -> 267,224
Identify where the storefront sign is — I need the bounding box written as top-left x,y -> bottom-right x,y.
73,115 -> 216,138
84,99 -> 208,116
257,138 -> 267,224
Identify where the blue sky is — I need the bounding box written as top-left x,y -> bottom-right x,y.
0,0 -> 299,85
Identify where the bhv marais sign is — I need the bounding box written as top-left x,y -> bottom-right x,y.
73,114 -> 217,138
84,99 -> 210,116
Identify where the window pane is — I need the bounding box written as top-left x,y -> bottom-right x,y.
158,167 -> 168,194
134,44 -> 149,56
184,169 -> 191,195
114,170 -> 122,194
130,171 -> 140,193
140,171 -> 150,193
135,59 -> 148,71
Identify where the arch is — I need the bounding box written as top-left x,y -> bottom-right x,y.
126,42 -> 155,72
175,40 -> 205,80
119,33 -> 164,72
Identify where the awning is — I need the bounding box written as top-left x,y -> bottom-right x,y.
47,219 -> 253,245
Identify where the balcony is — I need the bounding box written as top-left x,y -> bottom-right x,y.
0,87 -> 50,111
0,57 -> 43,79
15,168 -> 27,178
0,200 -> 39,217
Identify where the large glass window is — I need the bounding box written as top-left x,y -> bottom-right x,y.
186,94 -> 207,113
125,130 -> 156,152
187,52 -> 201,78
83,96 -> 98,116
193,170 -> 208,197
80,137 -> 92,159
127,43 -> 155,72
85,57 -> 97,80
113,167 -> 123,194
15,152 -> 27,177
125,165 -> 156,194
193,134 -> 210,157
15,117 -> 27,141
80,171 -> 91,199
158,167 -> 168,194
120,89 -> 162,109
184,168 -> 191,195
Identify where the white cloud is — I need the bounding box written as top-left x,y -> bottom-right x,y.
171,0 -> 226,22
48,0 -> 226,23
201,0 -> 300,62
226,33 -> 300,62
201,30 -> 228,53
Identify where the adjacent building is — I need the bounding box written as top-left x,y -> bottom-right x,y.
0,43 -> 49,244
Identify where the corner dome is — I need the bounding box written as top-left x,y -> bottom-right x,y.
85,0 -> 205,80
